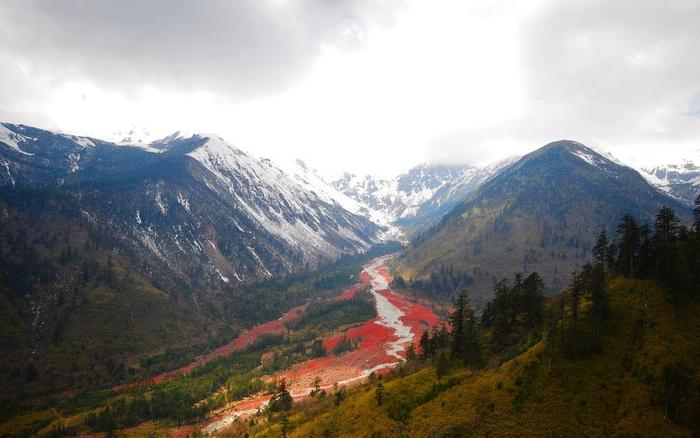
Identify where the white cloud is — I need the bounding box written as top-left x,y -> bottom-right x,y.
0,0 -> 698,177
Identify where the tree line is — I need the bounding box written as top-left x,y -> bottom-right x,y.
592,202 -> 700,308
414,200 -> 700,427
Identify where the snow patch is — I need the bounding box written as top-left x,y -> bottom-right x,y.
0,124 -> 34,155
155,190 -> 167,214
216,269 -> 230,283
247,246 -> 272,277
2,161 -> 14,187
177,192 -> 191,212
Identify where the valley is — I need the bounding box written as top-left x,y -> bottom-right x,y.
203,256 -> 443,434
2,4 -> 700,435
0,256 -> 445,437
1,123 -> 699,437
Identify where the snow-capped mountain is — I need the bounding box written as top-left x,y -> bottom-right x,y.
333,158 -> 517,233
0,122 -> 385,284
278,159 -> 401,238
638,159 -> 700,207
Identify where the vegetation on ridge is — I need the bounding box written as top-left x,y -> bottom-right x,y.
248,203 -> 700,437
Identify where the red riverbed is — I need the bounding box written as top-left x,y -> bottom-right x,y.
113,274 -> 372,392
111,257 -> 445,435
204,257 -> 445,433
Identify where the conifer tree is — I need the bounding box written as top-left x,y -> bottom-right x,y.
405,343 -> 416,361
449,289 -> 480,364
593,230 -> 609,267
374,382 -> 384,406
638,222 -> 653,277
449,289 -> 468,357
419,330 -> 433,360
521,273 -> 545,328
269,378 -> 293,412
615,214 -> 640,277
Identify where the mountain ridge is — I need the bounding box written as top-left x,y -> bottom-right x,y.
397,140 -> 692,307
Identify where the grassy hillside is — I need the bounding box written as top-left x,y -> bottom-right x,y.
248,277 -> 700,437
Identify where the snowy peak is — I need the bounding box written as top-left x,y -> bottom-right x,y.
638,160 -> 700,207
0,122 -> 386,281
332,157 -> 517,232
396,163 -> 466,195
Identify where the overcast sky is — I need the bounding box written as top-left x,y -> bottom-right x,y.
1,0 -> 699,177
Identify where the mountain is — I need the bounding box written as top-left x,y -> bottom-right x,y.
279,159 -> 399,238
638,160 -> 700,207
333,158 -> 516,234
0,123 -> 384,279
396,140 -> 692,307
0,121 -> 385,398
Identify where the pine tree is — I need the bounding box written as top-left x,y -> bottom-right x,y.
521,273 -> 545,328
269,378 -> 293,412
581,262 -> 608,337
652,207 -> 685,311
592,231 -> 609,274
374,382 -> 384,406
481,280 -> 511,350
570,271 -> 582,335
616,214 -> 640,277
638,222 -> 653,277
405,343 -> 416,361
655,207 -> 681,243
692,195 -> 700,300
449,289 -> 480,364
462,295 -> 481,365
419,330 -> 433,360
449,289 -> 468,357
333,383 -> 345,406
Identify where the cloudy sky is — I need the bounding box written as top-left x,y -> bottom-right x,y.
1,0 -> 699,177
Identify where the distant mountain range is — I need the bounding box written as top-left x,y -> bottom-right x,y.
638,160 -> 700,207
2,121 -> 698,402
332,154 -> 699,238
3,121 -> 697,290
332,158 -> 518,235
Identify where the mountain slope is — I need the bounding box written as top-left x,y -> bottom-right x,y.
0,123 -> 384,281
397,140 -> 692,306
0,121 -> 385,401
